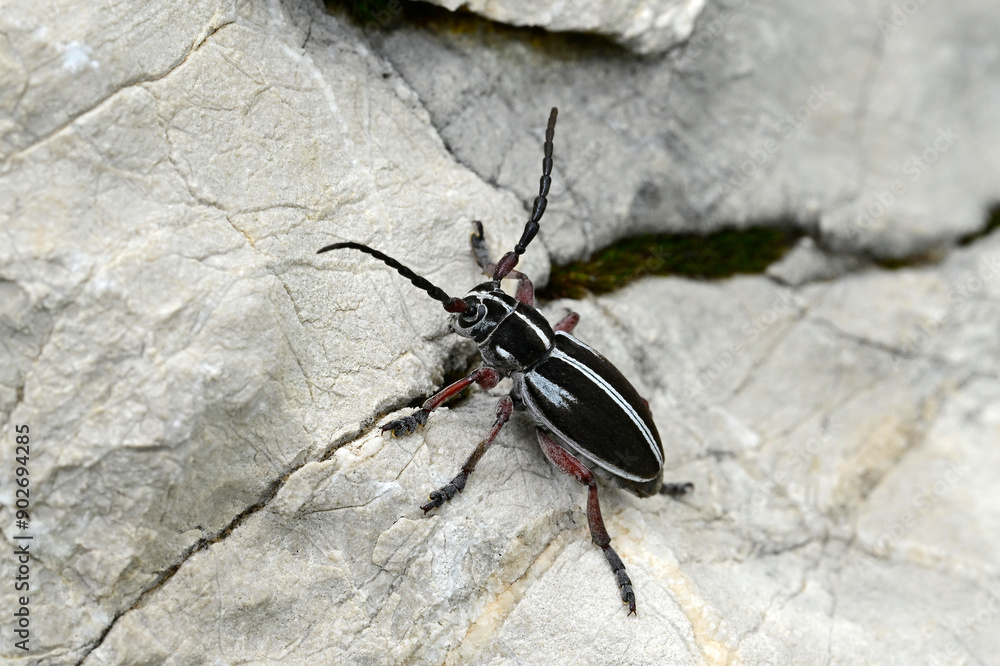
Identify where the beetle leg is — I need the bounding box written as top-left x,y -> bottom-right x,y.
660,482 -> 694,498
470,221 -> 494,273
553,311 -> 580,334
536,429 -> 638,615
422,395 -> 514,512
471,221 -> 535,306
381,366 -> 501,437
510,273 -> 535,307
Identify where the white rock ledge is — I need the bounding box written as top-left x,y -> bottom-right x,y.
421,0 -> 708,54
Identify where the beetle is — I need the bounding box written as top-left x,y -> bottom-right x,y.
318,107 -> 691,615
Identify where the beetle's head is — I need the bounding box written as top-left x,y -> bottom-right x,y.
450,281 -> 515,343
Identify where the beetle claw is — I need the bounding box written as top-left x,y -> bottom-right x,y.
615,569 -> 637,615
421,478 -> 463,513
421,494 -> 444,513
622,586 -> 636,615
380,409 -> 430,437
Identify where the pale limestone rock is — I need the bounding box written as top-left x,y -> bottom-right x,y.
0,0 -> 236,161
372,0 -> 1000,262
0,0 -> 998,665
0,0 -> 537,660
765,237 -> 869,287
80,234 -> 1000,665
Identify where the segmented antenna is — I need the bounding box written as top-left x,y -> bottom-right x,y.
318,242 -> 469,313
493,107 -> 558,282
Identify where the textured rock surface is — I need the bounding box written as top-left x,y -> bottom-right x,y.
77,233 -> 1000,665
373,0 -> 1000,263
420,0 -> 707,54
0,0 -> 538,660
0,0 -> 998,664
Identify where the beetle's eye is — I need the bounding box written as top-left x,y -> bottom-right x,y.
459,303 -> 487,327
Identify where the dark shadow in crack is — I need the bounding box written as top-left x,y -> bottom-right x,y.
876,203 -> 1000,269
956,203 -> 1000,247
327,0 -> 638,57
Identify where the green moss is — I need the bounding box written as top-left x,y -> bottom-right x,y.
329,0 -> 408,31
539,226 -> 803,300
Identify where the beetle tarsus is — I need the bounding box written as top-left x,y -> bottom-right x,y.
380,409 -> 429,437
422,474 -> 466,512
660,481 -> 694,498
382,367 -> 502,438
604,545 -> 637,615
421,483 -> 458,512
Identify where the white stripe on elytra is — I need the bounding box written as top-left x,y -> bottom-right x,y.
527,372 -> 576,410
524,400 -> 652,482
514,352 -> 662,482
551,336 -> 662,466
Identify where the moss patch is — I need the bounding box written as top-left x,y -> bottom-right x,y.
539,226 -> 803,300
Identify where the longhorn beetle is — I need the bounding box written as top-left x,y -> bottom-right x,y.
318,107 -> 692,615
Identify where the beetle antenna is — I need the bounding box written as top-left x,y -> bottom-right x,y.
493,107 -> 558,283
318,242 -> 469,313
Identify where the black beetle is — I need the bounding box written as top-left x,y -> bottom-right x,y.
318,108 -> 691,615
